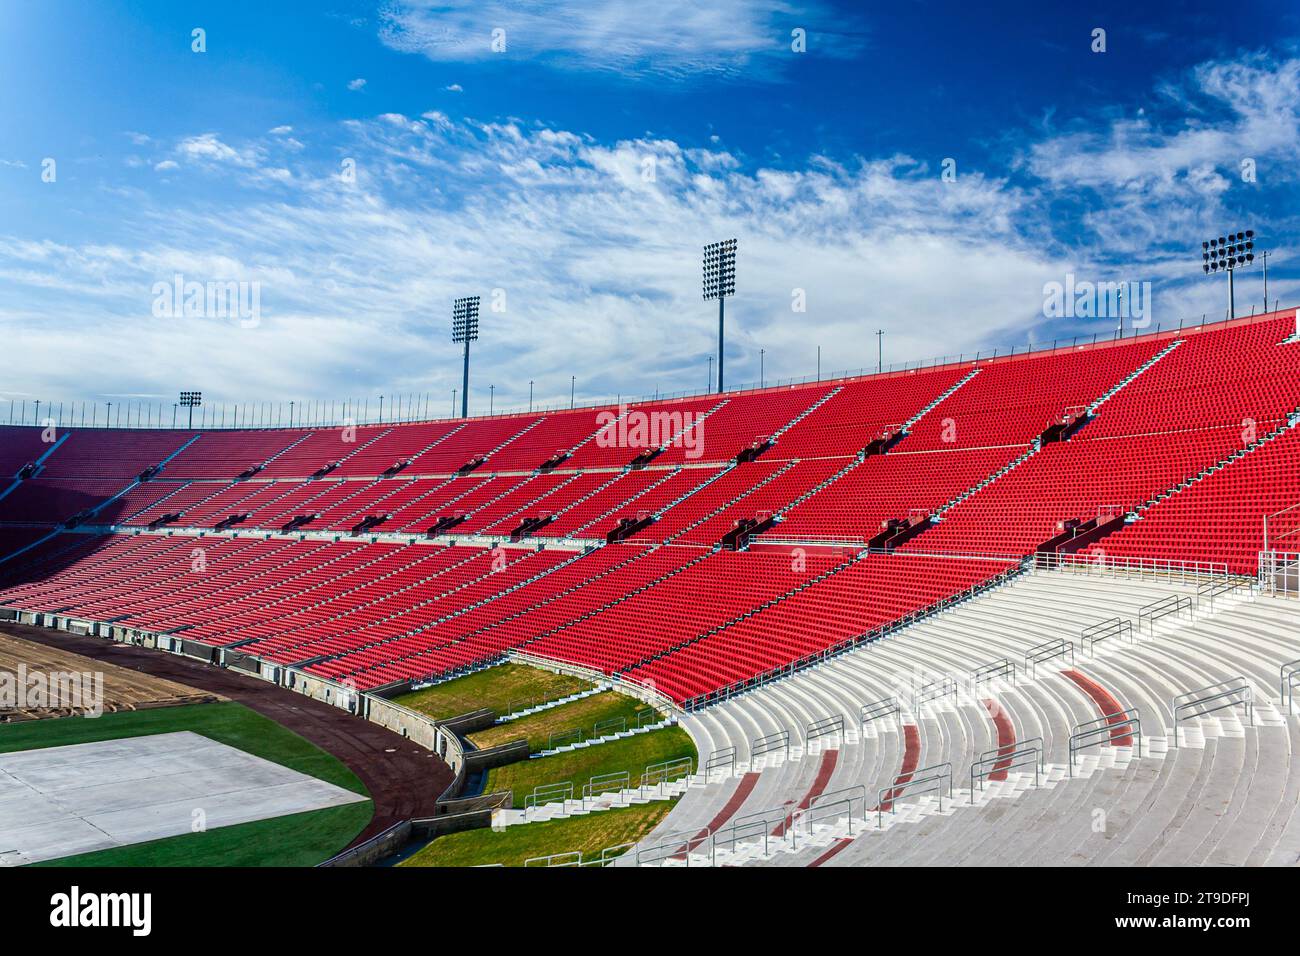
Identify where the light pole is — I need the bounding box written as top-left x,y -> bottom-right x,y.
489,384 -> 495,415
1201,230 -> 1254,320
529,380 -> 534,413
702,238 -> 737,394
760,348 -> 765,387
1261,250 -> 1270,310
451,389 -> 457,417
707,356 -> 713,391
876,330 -> 884,373
452,296 -> 480,418
570,375 -> 575,409
179,391 -> 202,429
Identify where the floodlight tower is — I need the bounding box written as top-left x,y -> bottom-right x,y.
179,390 -> 202,429
1201,229 -> 1255,320
451,296 -> 480,418
702,238 -> 737,393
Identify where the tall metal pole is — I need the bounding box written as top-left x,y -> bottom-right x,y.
717,297 -> 725,393
1229,268 -> 1235,320
461,337 -> 470,417
1262,251 -> 1269,310
876,330 -> 884,373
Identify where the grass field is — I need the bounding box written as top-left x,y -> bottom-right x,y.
0,701 -> 373,867
399,799 -> 676,867
467,690 -> 659,752
484,724 -> 696,807
392,662 -> 592,722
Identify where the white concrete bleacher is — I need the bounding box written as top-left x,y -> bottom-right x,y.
622,565 -> 1300,867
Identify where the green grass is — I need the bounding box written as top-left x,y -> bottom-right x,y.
484,724 -> 696,808
391,662 -> 592,722
0,701 -> 373,867
399,799 -> 676,867
467,690 -> 659,752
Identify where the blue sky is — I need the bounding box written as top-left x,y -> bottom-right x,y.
1,0 -> 1298,417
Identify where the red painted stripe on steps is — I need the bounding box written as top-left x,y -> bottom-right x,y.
874,724 -> 921,811
1063,669 -> 1134,746
808,836 -> 853,868
773,748 -> 838,836
672,771 -> 760,859
982,699 -> 1016,781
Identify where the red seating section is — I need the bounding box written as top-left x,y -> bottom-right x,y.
1,309 -> 1297,704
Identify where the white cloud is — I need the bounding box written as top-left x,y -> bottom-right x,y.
348,77 -> 367,91
378,0 -> 864,79
153,159 -> 179,171
269,125 -> 294,135
2,52 -> 1297,412
444,83 -> 463,92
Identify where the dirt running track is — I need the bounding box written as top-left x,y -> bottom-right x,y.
2,623 -> 453,848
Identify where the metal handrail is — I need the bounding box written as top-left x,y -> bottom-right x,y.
704,745 -> 737,781
969,737 -> 1044,801
1280,659 -> 1300,713
860,696 -> 900,727
751,729 -> 791,762
582,770 -> 630,806
640,757 -> 693,794
1137,594 -> 1193,634
914,676 -> 957,711
970,658 -> 1016,691
635,828 -> 711,866
792,797 -> 859,848
1025,638 -> 1074,678
877,762 -> 952,827
1081,618 -> 1132,655
1172,677 -> 1253,747
806,713 -> 846,745
713,804 -> 789,859
1068,708 -> 1142,776
524,780 -> 573,811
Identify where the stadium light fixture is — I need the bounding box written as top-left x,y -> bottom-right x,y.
702,238 -> 737,393
1201,229 -> 1255,320
451,296 -> 480,418
178,390 -> 202,429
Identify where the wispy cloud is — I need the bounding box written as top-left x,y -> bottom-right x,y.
0,51 -> 1296,412
377,0 -> 866,80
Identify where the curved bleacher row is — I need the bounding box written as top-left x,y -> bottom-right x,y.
1,309 -> 1298,707
617,568 -> 1300,867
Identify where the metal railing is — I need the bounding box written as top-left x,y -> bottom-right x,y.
751,729 -> 791,762
1137,594 -> 1193,634
1035,550 -> 1233,584
1081,618 -> 1132,656
527,841 -> 635,868
1258,550 -> 1300,597
969,737 -> 1044,801
582,770 -> 630,807
704,745 -> 738,782
861,696 -> 900,728
970,658 -> 1016,692
640,756 -> 693,795
1172,677 -> 1253,747
913,676 -> 957,712
1196,578 -> 1248,612
1025,638 -> 1074,678
805,713 -> 846,746
1068,708 -> 1142,776
877,762 -> 952,828
593,716 -> 627,737
524,781 -> 573,812
635,828 -> 711,867
713,805 -> 789,858
547,727 -> 583,749
1282,659 -> 1300,715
